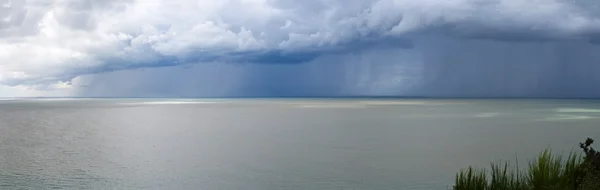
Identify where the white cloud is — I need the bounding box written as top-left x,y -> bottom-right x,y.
1,0 -> 600,96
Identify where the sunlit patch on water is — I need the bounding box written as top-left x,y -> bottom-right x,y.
119,101 -> 220,105
474,112 -> 501,118
536,114 -> 599,121
555,108 -> 600,113
287,100 -> 466,109
295,104 -> 367,109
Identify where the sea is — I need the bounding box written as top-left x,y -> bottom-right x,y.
0,98 -> 599,189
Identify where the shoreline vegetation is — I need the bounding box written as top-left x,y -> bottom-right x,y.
453,138 -> 600,190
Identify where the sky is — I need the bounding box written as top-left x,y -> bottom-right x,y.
2,0 -> 600,98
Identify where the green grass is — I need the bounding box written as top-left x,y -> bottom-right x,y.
526,150 -> 583,189
455,167 -> 488,190
453,149 -> 585,190
489,162 -> 528,190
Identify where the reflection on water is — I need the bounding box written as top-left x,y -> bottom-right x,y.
0,99 -> 599,189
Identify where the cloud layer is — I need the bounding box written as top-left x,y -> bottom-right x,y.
2,0 -> 600,97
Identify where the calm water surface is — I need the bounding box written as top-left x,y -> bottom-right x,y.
0,99 -> 599,189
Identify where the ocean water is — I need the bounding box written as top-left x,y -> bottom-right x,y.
0,98 -> 599,189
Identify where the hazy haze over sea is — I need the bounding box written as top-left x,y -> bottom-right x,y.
0,99 -> 599,189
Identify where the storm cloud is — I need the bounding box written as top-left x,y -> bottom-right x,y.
2,0 -> 600,97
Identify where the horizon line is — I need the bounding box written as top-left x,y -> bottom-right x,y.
4,96 -> 600,100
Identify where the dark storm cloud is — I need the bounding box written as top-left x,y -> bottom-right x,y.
4,0 -> 600,97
